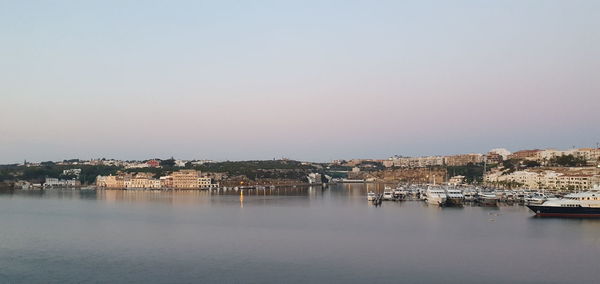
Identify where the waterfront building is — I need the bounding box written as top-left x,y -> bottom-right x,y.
172,170 -> 201,189
160,176 -> 173,188
44,177 -> 80,188
96,175 -> 127,188
198,177 -> 218,189
125,173 -> 161,189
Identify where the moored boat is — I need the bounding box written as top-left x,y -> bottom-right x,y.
477,192 -> 498,206
425,187 -> 447,206
383,191 -> 394,201
367,191 -> 376,201
527,190 -> 600,217
445,188 -> 464,206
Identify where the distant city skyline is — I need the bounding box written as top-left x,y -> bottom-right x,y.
7,144 -> 600,165
1,1 -> 599,164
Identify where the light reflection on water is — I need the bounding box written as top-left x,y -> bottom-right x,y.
1,184 -> 600,284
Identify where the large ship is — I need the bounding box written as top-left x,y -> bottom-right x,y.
425,187 -> 447,206
526,189 -> 600,217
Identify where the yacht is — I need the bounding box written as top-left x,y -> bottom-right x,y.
425,187 -> 447,206
463,189 -> 477,202
383,191 -> 394,201
477,192 -> 498,206
367,191 -> 376,201
527,189 -> 600,217
525,192 -> 554,205
393,187 -> 408,200
445,188 -> 464,206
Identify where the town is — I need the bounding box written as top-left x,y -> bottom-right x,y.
1,146 -> 599,192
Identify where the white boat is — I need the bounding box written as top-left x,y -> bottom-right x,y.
477,192 -> 498,206
527,188 -> 600,217
445,188 -> 464,206
383,191 -> 394,201
525,192 -> 556,205
463,190 -> 477,202
393,188 -> 407,200
425,187 -> 447,206
367,191 -> 376,201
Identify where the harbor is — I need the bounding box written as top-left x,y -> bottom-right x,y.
2,183 -> 600,283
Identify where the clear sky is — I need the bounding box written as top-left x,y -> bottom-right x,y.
1,0 -> 599,163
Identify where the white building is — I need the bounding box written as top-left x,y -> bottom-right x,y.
485,170 -> 600,191
44,178 -> 80,188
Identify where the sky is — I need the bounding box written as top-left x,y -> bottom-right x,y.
1,0 -> 599,163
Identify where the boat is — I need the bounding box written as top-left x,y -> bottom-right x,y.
367,191 -> 376,201
463,190 -> 477,202
525,192 -> 554,205
526,189 -> 600,217
477,192 -> 498,206
425,187 -> 447,206
383,191 -> 394,201
504,191 -> 515,202
445,188 -> 464,206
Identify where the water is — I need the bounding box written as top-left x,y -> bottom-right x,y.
1,184 -> 599,283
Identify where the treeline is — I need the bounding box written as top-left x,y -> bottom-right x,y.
0,160 -> 320,184
0,164 -> 120,184
446,163 -> 485,183
196,160 -> 317,181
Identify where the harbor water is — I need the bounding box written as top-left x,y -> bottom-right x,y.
1,183 -> 599,283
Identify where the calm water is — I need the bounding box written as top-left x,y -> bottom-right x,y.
1,184 -> 600,283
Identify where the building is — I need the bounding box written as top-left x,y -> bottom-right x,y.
448,175 -> 465,186
485,152 -> 503,164
574,148 -> 600,165
96,174 -> 127,188
444,154 -> 484,166
172,170 -> 201,189
489,148 -> 511,160
508,149 -> 542,161
390,156 -> 445,168
198,177 -> 218,189
485,169 -> 600,191
44,177 -> 80,188
160,176 -> 173,188
146,160 -> 161,168
124,173 -> 161,189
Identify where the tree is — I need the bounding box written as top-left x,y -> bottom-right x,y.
523,160 -> 541,168
548,154 -> 587,167
160,158 -> 176,167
